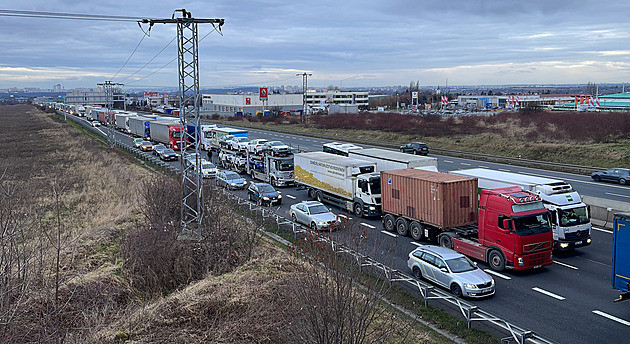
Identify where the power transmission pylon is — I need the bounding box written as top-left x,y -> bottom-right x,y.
297,72 -> 312,124
141,10 -> 224,236
97,81 -> 123,146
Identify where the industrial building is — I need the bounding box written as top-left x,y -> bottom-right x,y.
65,89 -> 124,107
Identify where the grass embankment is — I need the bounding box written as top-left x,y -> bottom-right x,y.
1,105 -> 503,343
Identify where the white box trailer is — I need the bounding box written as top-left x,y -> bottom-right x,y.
450,168 -> 592,250
114,113 -> 137,133
128,116 -> 157,139
294,152 -> 381,217
348,148 -> 438,172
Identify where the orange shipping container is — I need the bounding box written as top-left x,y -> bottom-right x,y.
381,169 -> 478,229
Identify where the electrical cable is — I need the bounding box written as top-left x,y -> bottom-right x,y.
111,33 -> 147,80
116,36 -> 176,84
0,9 -> 143,22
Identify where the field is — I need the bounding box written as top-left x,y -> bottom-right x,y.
219,110 -> 630,169
1,104 -> 502,343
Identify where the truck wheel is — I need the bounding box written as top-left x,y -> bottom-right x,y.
383,214 -> 396,232
412,266 -> 422,279
316,191 -> 324,203
439,234 -> 453,249
488,250 -> 505,271
270,177 -> 277,187
450,283 -> 463,297
396,218 -> 408,236
307,188 -> 316,199
353,203 -> 364,218
410,221 -> 423,241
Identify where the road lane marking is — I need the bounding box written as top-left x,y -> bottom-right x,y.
484,269 -> 511,280
443,160 -> 453,163
498,168 -> 511,172
593,227 -> 613,234
381,231 -> 398,238
361,223 -> 376,229
460,162 -> 471,166
532,287 -> 565,300
285,194 -> 296,199
411,241 -> 423,246
606,192 -> 630,199
554,260 -> 578,270
478,165 -> 489,168
593,310 -> 630,326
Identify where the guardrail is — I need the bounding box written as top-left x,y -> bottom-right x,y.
58,109 -> 555,344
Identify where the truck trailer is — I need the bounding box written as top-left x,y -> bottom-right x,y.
612,213 -> 630,302
294,152 -> 381,217
149,120 -> 185,150
114,112 -> 137,133
450,168 -> 591,250
128,116 -> 157,139
381,169 -> 554,271
347,147 -> 438,172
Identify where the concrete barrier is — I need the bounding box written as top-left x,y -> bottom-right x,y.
583,196 -> 630,229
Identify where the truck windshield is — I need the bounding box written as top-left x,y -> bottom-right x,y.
445,256 -> 477,273
511,202 -> 545,213
513,214 -> 551,236
558,206 -> 589,226
172,131 -> 181,138
369,177 -> 381,194
277,160 -> 294,171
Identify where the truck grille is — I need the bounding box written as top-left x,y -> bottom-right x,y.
528,252 -> 547,266
523,241 -> 552,253
564,230 -> 589,240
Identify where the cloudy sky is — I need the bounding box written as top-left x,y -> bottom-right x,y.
2,1 -> 630,89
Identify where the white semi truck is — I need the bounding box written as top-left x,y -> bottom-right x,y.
347,148 -> 438,172
450,168 -> 592,250
294,152 -> 381,217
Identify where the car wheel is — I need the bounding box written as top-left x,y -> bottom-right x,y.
620,178 -> 627,185
592,175 -> 601,182
450,283 -> 463,297
291,213 -> 298,223
353,203 -> 364,218
383,214 -> 396,232
439,234 -> 453,249
488,250 -> 505,272
310,222 -> 317,230
396,218 -> 408,236
412,266 -> 422,279
410,221 -> 423,241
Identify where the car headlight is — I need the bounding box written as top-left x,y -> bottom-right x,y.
517,257 -> 524,266
263,197 -> 269,200
491,278 -> 495,286
278,195 -> 282,198
318,221 -> 326,225
369,206 -> 375,210
230,182 -> 236,186
464,283 -> 476,289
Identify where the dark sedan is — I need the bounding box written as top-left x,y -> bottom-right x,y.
591,168 -> 630,185
247,182 -> 282,206
400,142 -> 429,155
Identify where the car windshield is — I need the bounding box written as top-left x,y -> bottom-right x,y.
237,138 -> 248,142
163,149 -> 175,154
513,213 -> 552,236
308,204 -> 329,215
445,256 -> 477,273
142,141 -> 152,145
202,163 -> 215,169
270,142 -> 283,146
558,206 -> 590,226
225,172 -> 240,180
259,184 -> 275,193
155,145 -> 165,150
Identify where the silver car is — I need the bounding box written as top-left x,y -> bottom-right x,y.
290,201 -> 338,230
407,245 -> 495,298
216,170 -> 247,190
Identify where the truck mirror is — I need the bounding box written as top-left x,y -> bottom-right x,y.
502,219 -> 511,231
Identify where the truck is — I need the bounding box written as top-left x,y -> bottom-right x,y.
206,127 -> 248,151
294,152 -> 381,217
149,120 -> 186,150
612,213 -> 630,302
381,169 -> 554,271
347,147 -> 438,172
199,124 -> 219,150
114,112 -> 138,133
246,149 -> 295,187
450,168 -> 591,250
129,116 -> 157,139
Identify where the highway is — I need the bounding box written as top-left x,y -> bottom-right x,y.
79,116 -> 630,343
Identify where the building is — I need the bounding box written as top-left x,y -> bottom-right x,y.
65,89 -> 124,108
305,90 -> 369,112
202,93 -> 303,116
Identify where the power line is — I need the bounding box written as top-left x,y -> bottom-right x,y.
0,9 -> 144,22
111,33 -> 148,80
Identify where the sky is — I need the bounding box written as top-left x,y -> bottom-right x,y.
2,0 -> 630,90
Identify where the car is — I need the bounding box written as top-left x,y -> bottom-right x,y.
215,170 -> 247,190
289,201 -> 338,230
247,182 -> 282,206
261,140 -> 290,156
133,138 -> 144,148
153,144 -> 167,156
591,168 -> 630,185
400,142 -> 429,155
219,135 -> 236,149
139,141 -> 154,152
407,245 -> 495,298
194,160 -> 218,178
230,137 -> 250,151
247,139 -> 268,154
159,148 -> 179,161
90,121 -> 100,127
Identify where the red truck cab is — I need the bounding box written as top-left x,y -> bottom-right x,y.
168,125 -> 185,150
445,186 -> 554,271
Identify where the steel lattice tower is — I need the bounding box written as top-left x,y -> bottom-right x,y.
142,10 -> 224,236
98,81 -> 123,146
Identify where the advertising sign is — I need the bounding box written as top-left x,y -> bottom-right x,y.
259,87 -> 268,100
